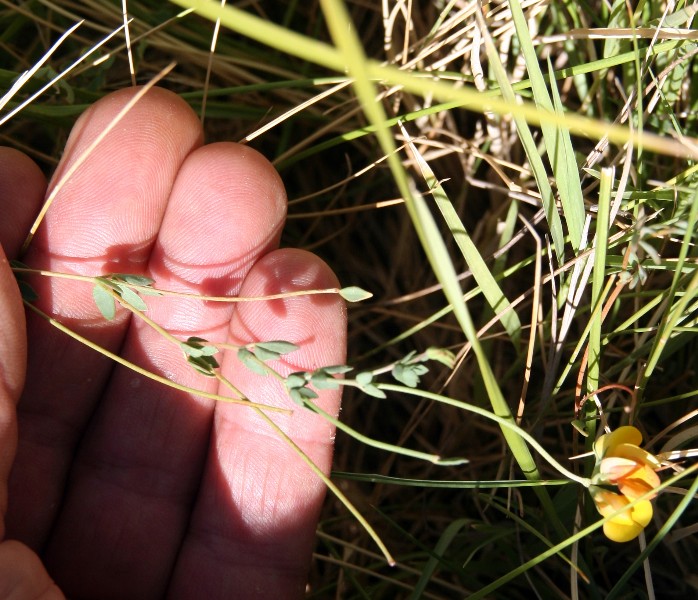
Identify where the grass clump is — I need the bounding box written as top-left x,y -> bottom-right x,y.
3,0 -> 698,597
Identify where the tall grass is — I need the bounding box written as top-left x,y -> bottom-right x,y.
3,0 -> 697,597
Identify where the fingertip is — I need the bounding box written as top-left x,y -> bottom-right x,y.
152,141 -> 287,291
31,86 -> 204,262
233,248 -> 347,372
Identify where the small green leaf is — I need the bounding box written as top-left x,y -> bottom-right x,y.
399,350 -> 418,364
361,383 -> 386,399
94,276 -> 120,292
289,386 -> 319,406
311,370 -> 340,390
112,273 -> 155,286
181,337 -> 218,358
182,345 -> 204,358
321,365 -> 353,375
92,283 -> 116,320
300,386 -> 319,400
285,372 -> 309,389
339,286 -> 373,302
251,340 -> 299,363
356,371 -> 373,386
117,285 -> 148,311
392,363 -> 429,388
426,347 -> 456,369
571,419 -> 589,437
187,354 -> 219,376
289,388 -> 303,406
255,341 -> 299,355
237,348 -> 268,376
136,287 -> 163,297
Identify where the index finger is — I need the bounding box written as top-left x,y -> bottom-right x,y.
6,87 -> 204,548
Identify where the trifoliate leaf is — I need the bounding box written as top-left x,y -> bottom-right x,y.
92,283 -> 116,320
117,285 -> 148,311
237,347 -> 267,376
339,286 -> 373,302
392,363 -> 429,388
426,347 -> 457,369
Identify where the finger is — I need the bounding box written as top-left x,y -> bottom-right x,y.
0,147 -> 46,257
169,249 -> 346,599
0,540 -> 64,600
6,87 -> 203,548
43,143 -> 287,599
0,149 -> 44,537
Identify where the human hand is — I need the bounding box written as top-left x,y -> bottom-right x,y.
0,87 -> 346,599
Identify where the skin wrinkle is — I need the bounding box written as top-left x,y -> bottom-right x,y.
211,434 -> 327,540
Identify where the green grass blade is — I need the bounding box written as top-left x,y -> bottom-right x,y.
548,57 -> 587,251
507,0 -> 585,251
585,168 -> 613,443
316,0 -> 539,480
639,185 -> 698,399
402,126 -> 521,344
171,0 -> 698,160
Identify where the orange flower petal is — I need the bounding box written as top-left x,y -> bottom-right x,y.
591,488 -> 653,542
618,475 -> 660,501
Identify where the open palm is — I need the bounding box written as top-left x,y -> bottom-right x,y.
0,87 -> 346,599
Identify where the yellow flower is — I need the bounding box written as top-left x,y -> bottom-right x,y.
590,426 -> 661,542
591,487 -> 653,543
